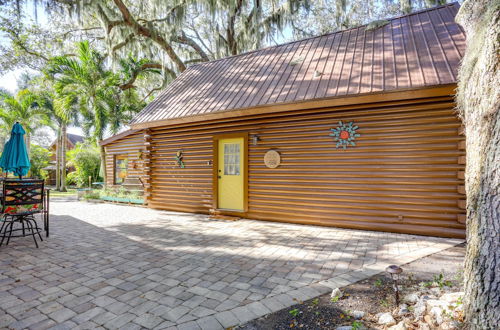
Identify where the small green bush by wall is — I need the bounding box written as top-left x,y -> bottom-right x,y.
67,142 -> 102,187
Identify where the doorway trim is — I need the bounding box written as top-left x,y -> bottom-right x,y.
212,132 -> 248,215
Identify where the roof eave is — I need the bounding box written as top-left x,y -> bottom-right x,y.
100,129 -> 141,146
131,84 -> 457,130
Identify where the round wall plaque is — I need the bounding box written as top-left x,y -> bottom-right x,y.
264,150 -> 281,168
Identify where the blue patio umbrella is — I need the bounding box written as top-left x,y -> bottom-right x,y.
0,122 -> 31,179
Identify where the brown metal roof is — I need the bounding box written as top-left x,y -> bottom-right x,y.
130,3 -> 465,126
100,129 -> 141,146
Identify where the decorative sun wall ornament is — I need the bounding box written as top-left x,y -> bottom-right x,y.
330,121 -> 360,149
175,150 -> 185,168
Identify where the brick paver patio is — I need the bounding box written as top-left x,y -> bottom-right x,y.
0,199 -> 463,330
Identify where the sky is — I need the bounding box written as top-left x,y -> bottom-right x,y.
0,69 -> 31,93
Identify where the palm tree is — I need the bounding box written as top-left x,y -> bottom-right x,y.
46,41 -> 116,184
46,41 -> 141,184
54,95 -> 82,191
35,92 -> 62,190
36,91 -> 78,191
0,89 -> 50,156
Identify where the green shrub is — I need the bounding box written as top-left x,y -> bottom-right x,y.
100,187 -> 142,200
29,144 -> 51,179
66,171 -> 78,186
101,187 -> 115,197
128,190 -> 141,199
67,142 -> 102,187
83,190 -> 101,200
116,186 -> 128,198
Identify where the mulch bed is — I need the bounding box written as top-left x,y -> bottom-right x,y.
239,244 -> 465,330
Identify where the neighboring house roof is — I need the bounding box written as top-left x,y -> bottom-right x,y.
67,133 -> 84,146
49,133 -> 85,149
130,3 -> 465,127
100,129 -> 141,146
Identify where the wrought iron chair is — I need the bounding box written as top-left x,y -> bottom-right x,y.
0,179 -> 45,248
43,188 -> 50,237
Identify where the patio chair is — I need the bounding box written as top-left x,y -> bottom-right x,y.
0,179 -> 45,248
43,188 -> 50,237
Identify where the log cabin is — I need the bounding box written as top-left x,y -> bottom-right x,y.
101,3 -> 466,238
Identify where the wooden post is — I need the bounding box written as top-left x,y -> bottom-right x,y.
142,129 -> 152,205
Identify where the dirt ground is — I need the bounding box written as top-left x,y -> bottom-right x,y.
239,243 -> 465,330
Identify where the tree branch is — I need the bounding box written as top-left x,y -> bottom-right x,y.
54,0 -> 79,5
184,58 -> 205,65
13,38 -> 49,61
62,27 -> 102,38
171,31 -> 210,62
226,0 -> 244,55
119,63 -> 163,90
136,5 -> 183,24
141,68 -> 176,102
111,0 -> 186,72
217,31 -> 229,47
186,26 -> 215,58
141,85 -> 163,102
112,33 -> 136,53
107,20 -> 127,34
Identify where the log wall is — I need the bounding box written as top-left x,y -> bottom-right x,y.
144,96 -> 465,238
103,130 -> 147,187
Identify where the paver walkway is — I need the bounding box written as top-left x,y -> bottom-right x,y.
0,200 -> 463,330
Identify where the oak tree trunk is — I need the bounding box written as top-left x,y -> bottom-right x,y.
456,1 -> 500,328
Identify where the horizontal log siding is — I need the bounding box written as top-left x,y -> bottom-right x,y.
148,96 -> 465,238
104,131 -> 146,187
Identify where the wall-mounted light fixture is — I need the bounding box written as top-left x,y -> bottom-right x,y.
251,134 -> 260,146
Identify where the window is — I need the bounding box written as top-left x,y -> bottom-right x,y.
224,143 -> 240,175
114,156 -> 128,184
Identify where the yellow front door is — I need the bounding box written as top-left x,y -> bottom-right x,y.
218,137 -> 244,211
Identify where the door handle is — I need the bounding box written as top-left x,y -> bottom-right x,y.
218,176 -> 221,179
